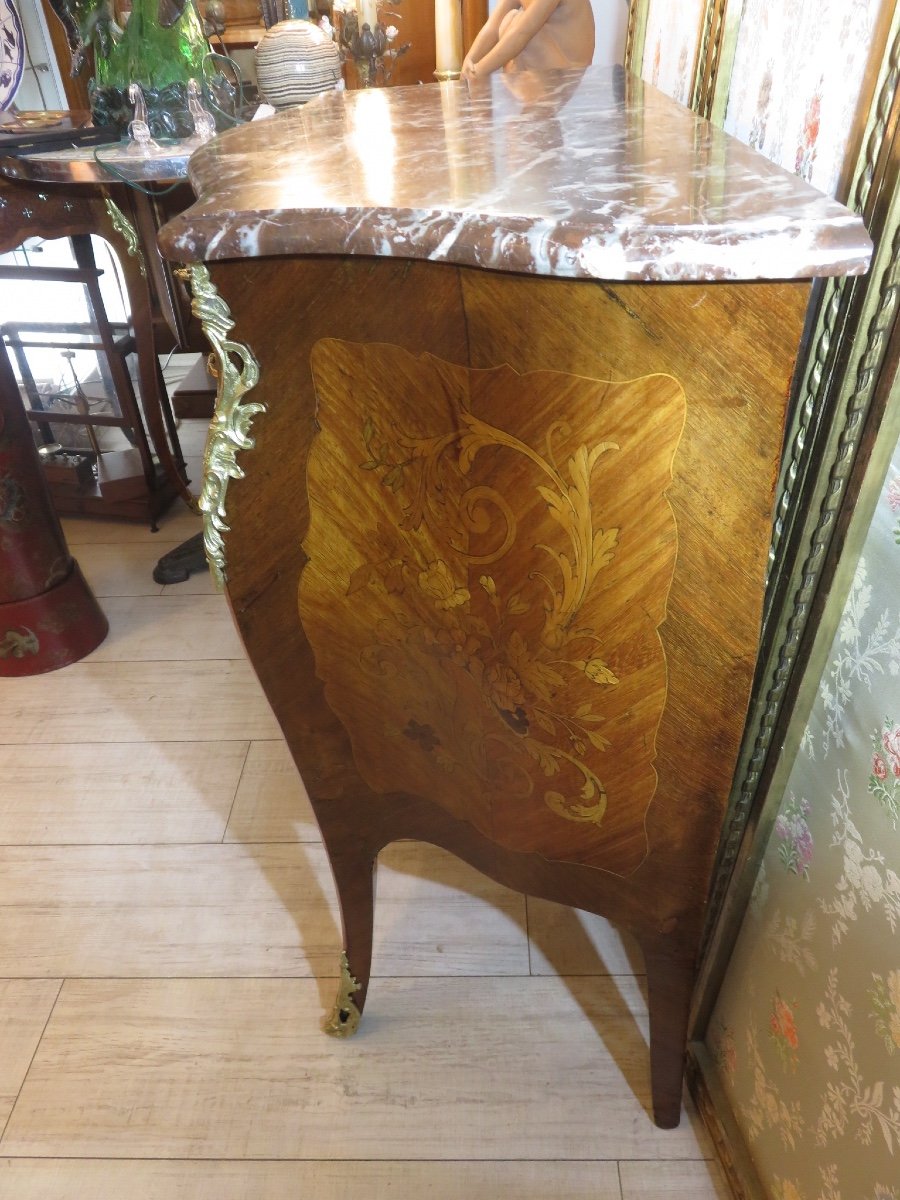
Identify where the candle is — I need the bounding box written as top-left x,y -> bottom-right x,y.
359,0 -> 378,29
434,0 -> 463,75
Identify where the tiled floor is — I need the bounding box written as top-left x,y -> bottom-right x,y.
0,418 -> 731,1199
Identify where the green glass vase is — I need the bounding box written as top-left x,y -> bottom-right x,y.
89,0 -> 234,139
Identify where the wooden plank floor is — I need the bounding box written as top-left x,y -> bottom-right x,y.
0,429 -> 731,1198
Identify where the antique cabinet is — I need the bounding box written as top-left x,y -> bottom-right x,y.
0,158 -> 195,525
159,66 -> 870,1128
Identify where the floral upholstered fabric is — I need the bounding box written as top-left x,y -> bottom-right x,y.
709,434 -> 900,1200
723,0 -> 888,198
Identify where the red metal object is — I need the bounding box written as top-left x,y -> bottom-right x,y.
0,343 -> 108,676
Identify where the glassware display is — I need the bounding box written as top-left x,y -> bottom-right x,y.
47,0 -> 236,138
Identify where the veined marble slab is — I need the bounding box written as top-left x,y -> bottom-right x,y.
159,66 -> 872,282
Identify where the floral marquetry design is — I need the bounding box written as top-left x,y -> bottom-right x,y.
299,342 -> 686,874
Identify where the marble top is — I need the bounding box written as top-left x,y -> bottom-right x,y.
160,66 -> 872,283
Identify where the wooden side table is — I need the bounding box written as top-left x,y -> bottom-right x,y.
0,143 -> 198,527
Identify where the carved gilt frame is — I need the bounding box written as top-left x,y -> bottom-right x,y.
624,0 -> 730,115
622,0 -> 648,76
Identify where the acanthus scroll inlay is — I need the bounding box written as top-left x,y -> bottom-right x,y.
300,343 -> 686,875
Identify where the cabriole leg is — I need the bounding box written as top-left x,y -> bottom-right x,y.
642,947 -> 696,1129
322,832 -> 378,1038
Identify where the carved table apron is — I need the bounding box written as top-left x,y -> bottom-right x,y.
185,252 -> 809,1128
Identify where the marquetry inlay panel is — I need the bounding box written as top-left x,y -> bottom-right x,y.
299,341 -> 686,875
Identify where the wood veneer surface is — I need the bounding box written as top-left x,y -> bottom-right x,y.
205,254 -> 808,1126
214,257 -> 806,936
